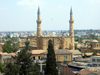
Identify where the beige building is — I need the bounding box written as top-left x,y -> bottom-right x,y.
29,50 -> 46,60
81,40 -> 100,53
90,40 -> 100,49
41,49 -> 72,63
18,7 -> 75,50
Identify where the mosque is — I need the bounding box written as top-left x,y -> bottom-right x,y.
18,7 -> 75,50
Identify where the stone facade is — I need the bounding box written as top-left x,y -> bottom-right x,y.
18,7 -> 75,50
81,40 -> 100,53
90,40 -> 100,49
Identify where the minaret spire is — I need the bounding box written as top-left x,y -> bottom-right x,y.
37,7 -> 42,37
69,7 -> 74,50
37,6 -> 40,14
70,7 -> 73,15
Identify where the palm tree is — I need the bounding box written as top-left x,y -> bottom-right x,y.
25,41 -> 30,50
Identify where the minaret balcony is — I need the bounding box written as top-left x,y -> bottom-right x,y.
69,20 -> 74,23
37,20 -> 41,23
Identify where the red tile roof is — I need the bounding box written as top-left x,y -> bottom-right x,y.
0,43 -> 5,45
28,50 -> 46,55
77,67 -> 100,75
0,52 -> 16,57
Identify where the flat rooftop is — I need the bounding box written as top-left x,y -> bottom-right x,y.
68,61 -> 91,69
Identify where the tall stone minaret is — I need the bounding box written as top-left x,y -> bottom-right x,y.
69,7 -> 74,50
37,7 -> 42,37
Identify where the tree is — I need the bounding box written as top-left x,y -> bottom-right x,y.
4,63 -> 19,75
15,48 -> 42,75
15,48 -> 33,75
75,44 -> 77,50
11,37 -> 18,42
12,43 -> 19,52
25,41 -> 30,50
4,43 -> 42,75
79,37 -> 82,43
84,53 -> 87,58
77,48 -> 81,51
45,40 -> 58,75
6,40 -> 12,45
6,34 -> 10,39
28,46 -> 33,50
2,43 -> 12,53
92,52 -> 97,56
0,63 -> 4,74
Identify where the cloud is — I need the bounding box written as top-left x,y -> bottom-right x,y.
17,0 -> 45,8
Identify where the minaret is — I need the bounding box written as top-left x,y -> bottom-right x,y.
37,7 -> 42,37
69,7 -> 74,50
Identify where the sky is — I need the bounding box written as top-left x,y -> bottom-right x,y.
0,0 -> 100,31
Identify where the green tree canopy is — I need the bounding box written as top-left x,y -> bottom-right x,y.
92,52 -> 97,56
4,45 -> 42,75
84,53 -> 87,58
2,43 -> 12,53
0,63 -> 4,73
25,41 -> 30,50
12,43 -> 19,52
75,44 -> 77,50
4,63 -> 19,75
6,40 -> 12,45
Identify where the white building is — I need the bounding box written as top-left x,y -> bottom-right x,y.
0,53 -> 16,65
90,56 -> 100,66
77,32 -> 86,37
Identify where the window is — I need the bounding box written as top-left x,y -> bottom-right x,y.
33,57 -> 35,60
97,45 -> 98,47
92,59 -> 95,62
58,56 -> 60,60
91,45 -> 92,47
38,56 -> 40,59
64,56 -> 67,61
97,59 -> 100,62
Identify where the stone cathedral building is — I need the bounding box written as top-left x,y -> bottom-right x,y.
18,7 -> 75,50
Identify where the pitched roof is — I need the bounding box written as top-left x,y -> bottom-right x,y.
30,50 -> 46,54
68,50 -> 82,55
0,53 -> 10,55
41,49 -> 72,55
77,69 -> 94,74
77,67 -> 100,75
86,53 -> 93,56
0,52 -> 16,56
91,40 -> 98,42
0,43 -> 5,45
9,53 -> 16,57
